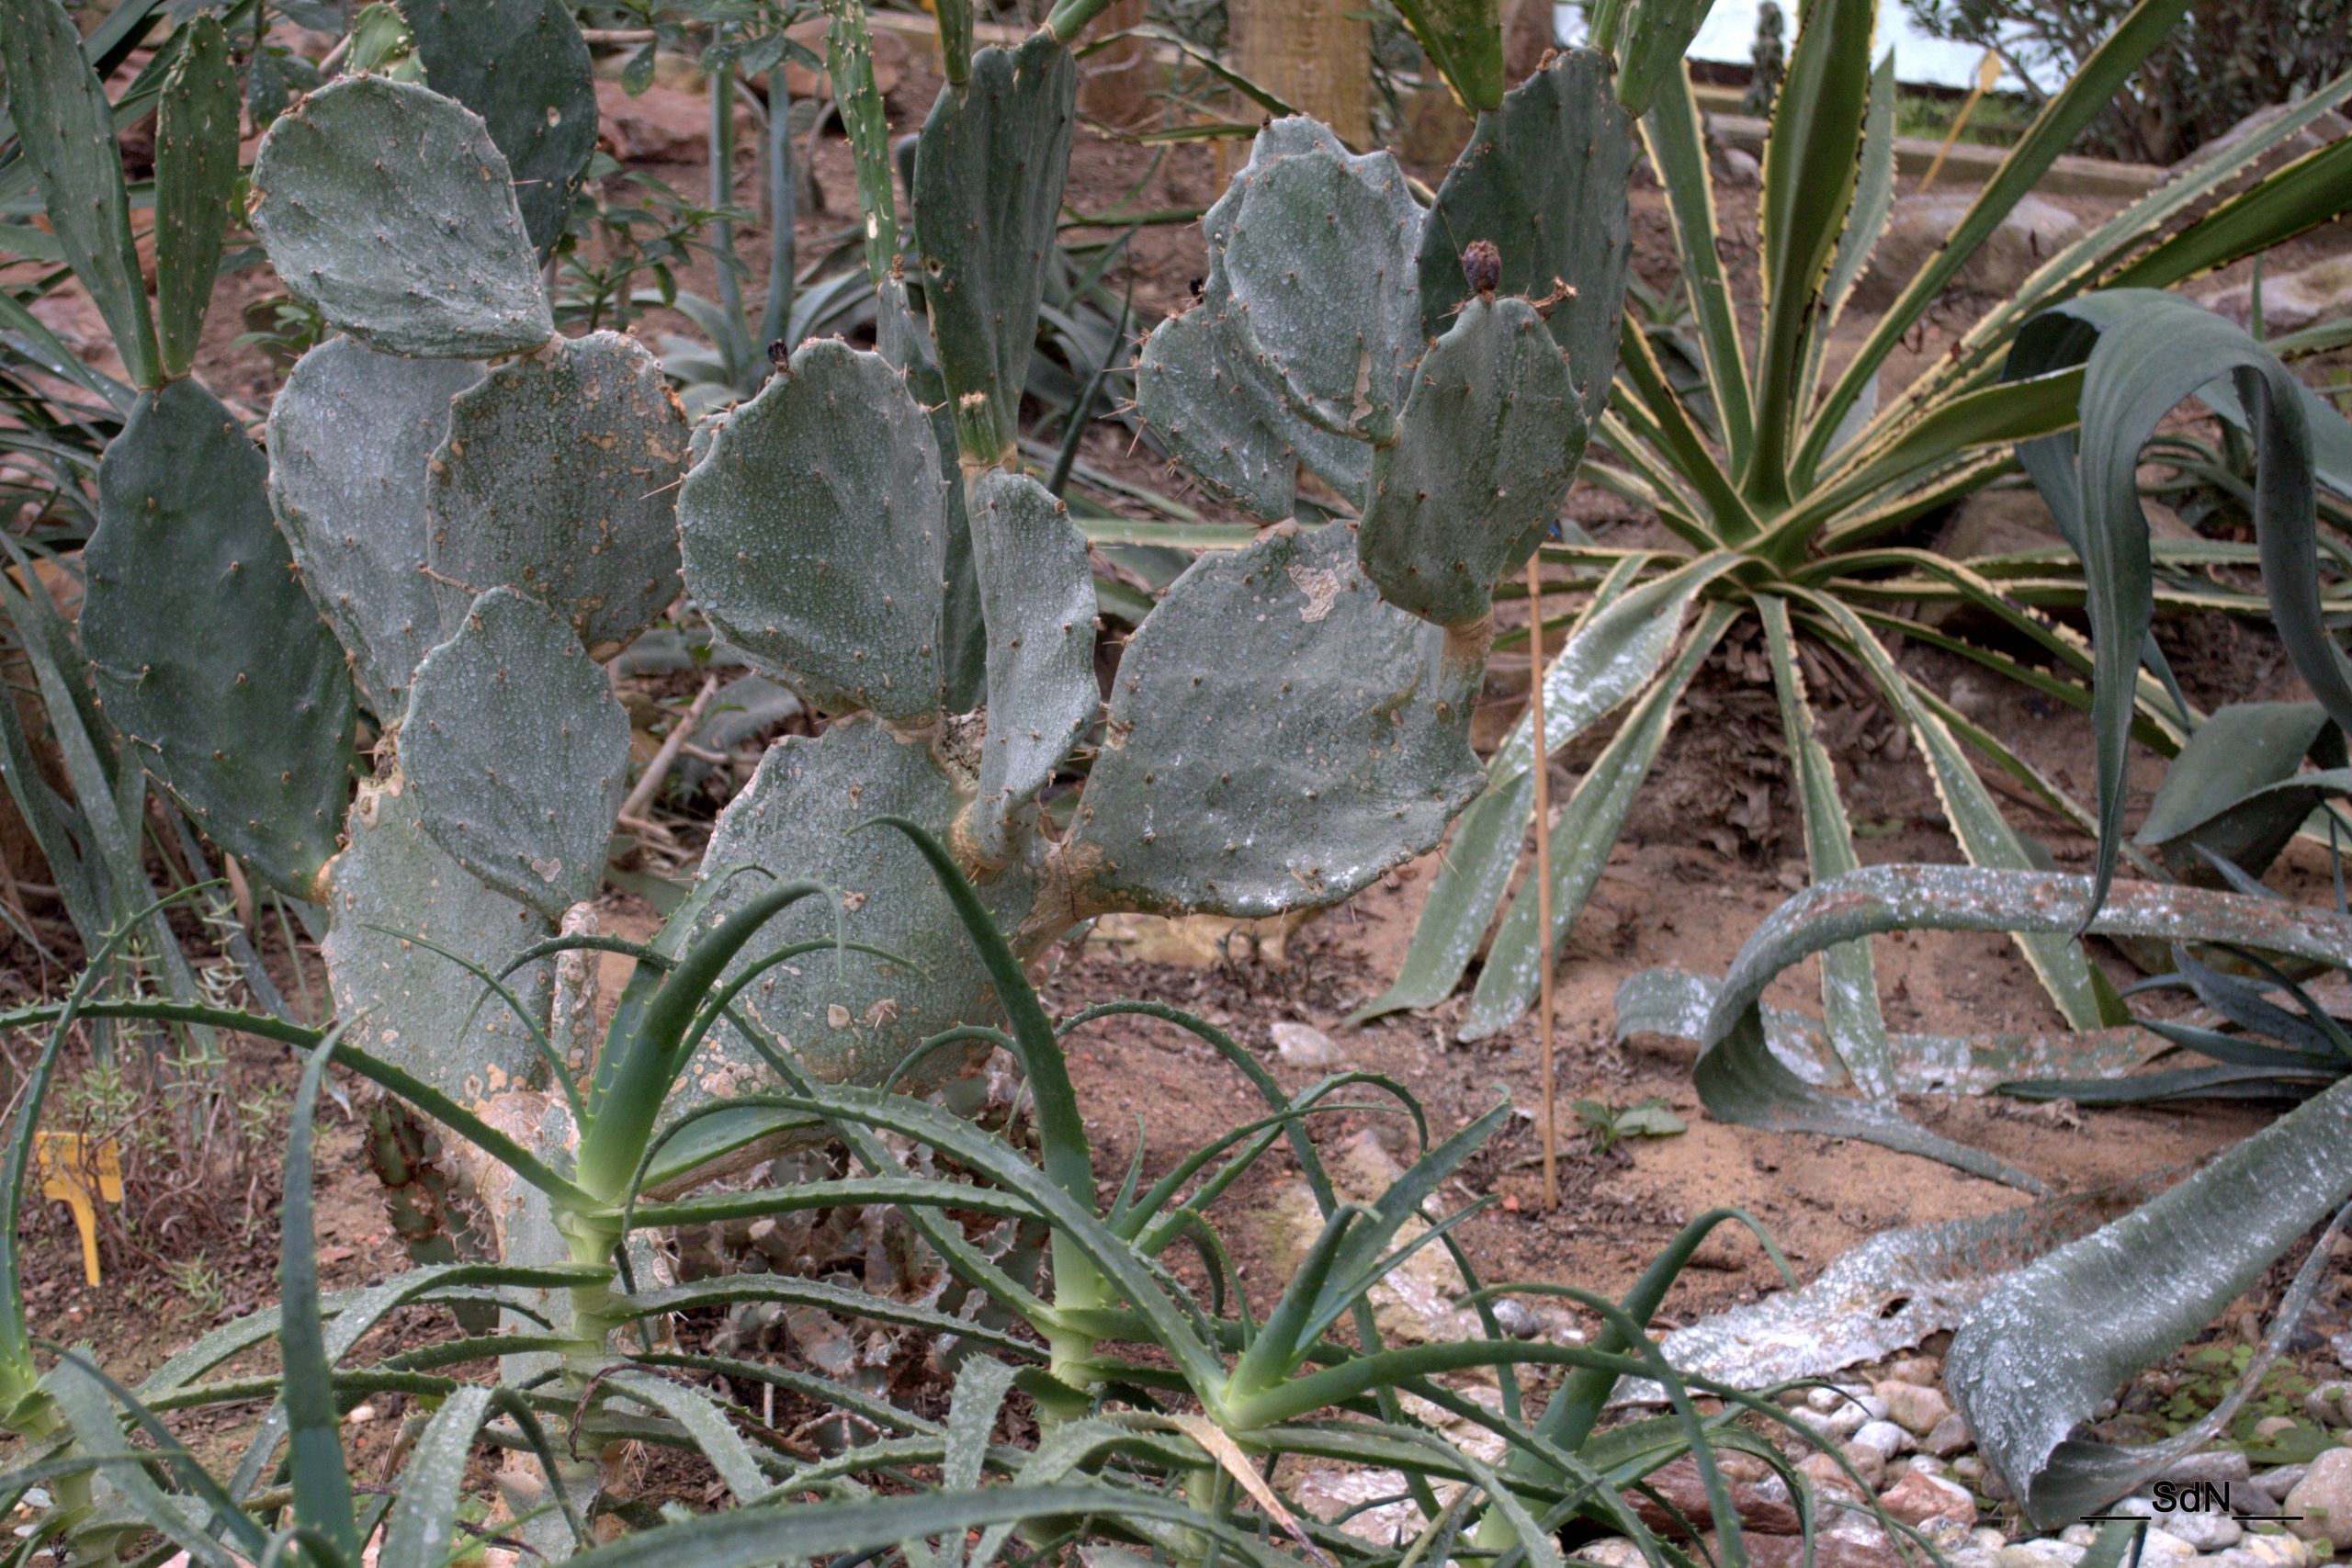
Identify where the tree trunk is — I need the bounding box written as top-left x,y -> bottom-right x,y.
1230,0 -> 1370,147
1078,0 -> 1155,129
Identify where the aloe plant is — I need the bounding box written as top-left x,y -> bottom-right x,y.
0,831 -> 1847,1565
1359,0 -> 2352,1070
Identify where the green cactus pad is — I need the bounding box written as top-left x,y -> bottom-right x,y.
1416,47 -> 1634,421
426,331 -> 688,653
401,0 -> 597,257
248,75 -> 554,358
1218,144 -> 1424,444
1067,521 -> 1482,918
877,282 -> 988,711
967,470 -> 1098,863
323,776 -> 555,1104
154,16 -> 240,379
684,717 -> 1041,1112
912,34 -> 1076,459
401,587 -> 629,919
84,378 -> 355,897
1357,295 -> 1587,626
678,337 -> 946,724
0,0 -> 158,386
268,335 -> 483,718
1134,307 -> 1299,522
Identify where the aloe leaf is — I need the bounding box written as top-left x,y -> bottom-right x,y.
1794,51 -> 1894,434
1618,966 -> 2157,1095
1951,1092 -> 2352,1525
0,0 -> 159,387
1609,1172 -> 2164,1396
605,1370 -> 773,1504
1798,0 -> 2189,475
1746,0 -> 1873,500
944,1356 -> 1019,1512
281,1030 -> 361,1562
1460,602 -> 1738,1041
2135,702 -> 2347,878
1637,71 -> 1752,468
379,1385 -> 494,1568
558,1483 -> 1240,1568
1391,0 -> 1504,110
1698,865 -> 2352,1189
1807,593 -> 2110,1029
2009,290 -> 2352,916
1757,598 -> 1891,1098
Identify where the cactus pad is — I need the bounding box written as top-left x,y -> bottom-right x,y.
323,775 -> 555,1104
967,470 -> 1097,863
1067,521 -> 1482,917
1134,307 -> 1301,522
678,338 -> 946,724
84,378 -> 354,897
1218,143 -> 1424,444
685,717 -> 1041,1111
154,15 -> 240,379
1357,295 -> 1587,626
1416,48 -> 1634,420
401,0 -> 597,256
248,75 -> 553,358
912,34 -> 1077,459
425,331 -> 688,653
268,335 -> 482,717
401,587 -> 629,919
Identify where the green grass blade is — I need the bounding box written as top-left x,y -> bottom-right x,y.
152,15 -> 237,378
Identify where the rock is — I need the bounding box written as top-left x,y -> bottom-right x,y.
1996,1540 -> 2086,1568
1850,1420 -> 1911,1462
1799,1451 -> 1871,1503
1838,1442 -> 1887,1490
2119,1493 -> 2242,1550
1807,1383 -> 1871,1415
1575,1540 -> 1648,1568
2285,1448 -> 2352,1547
1718,147 -> 1761,186
2200,255 -> 2352,334
2256,1416 -> 2304,1443
1881,1469 -> 1974,1528
1886,1355 -> 1944,1386
1738,1514 -> 1901,1568
2223,1481 -> 2288,1520
593,80 -> 748,164
1271,1021 -> 1342,1066
1086,909 -> 1306,968
1487,1297 -> 1541,1338
1854,193 -> 2085,310
1923,1413 -> 1973,1458
2333,1331 -> 2352,1372
2306,1380 -> 2352,1427
2258,1464 -> 2311,1501
1875,1380 -> 1955,1438
1914,1516 -> 1976,1553
2241,1530 -> 2315,1568
1626,1455 -> 1805,1536
2132,1529 -> 2199,1568
2060,1526 -> 2098,1547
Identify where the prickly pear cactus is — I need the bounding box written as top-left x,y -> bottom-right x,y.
83,378 -> 356,897
75,19 -> 1632,1229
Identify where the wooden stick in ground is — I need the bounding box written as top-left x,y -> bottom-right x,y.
620,675 -> 722,827
1525,552 -> 1559,1211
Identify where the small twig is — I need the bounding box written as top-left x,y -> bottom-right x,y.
1526,552 -> 1559,1213
581,27 -> 659,45
620,676 -> 721,826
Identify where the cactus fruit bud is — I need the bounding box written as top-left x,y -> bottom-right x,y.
1462,238 -> 1502,297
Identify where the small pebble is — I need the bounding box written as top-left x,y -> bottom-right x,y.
1875,1379 -> 1956,1438
1884,1355 -> 1943,1386
2255,1416 -> 2302,1443
2329,1330 -> 2352,1372
1849,1420 -> 1910,1462
2257,1465 -> 2311,1502
1879,1468 -> 1973,1528
1995,1541 -> 2085,1568
2115,1495 -> 2239,1551
2307,1380 -> 2352,1427
2158,1450 -> 2253,1485
1487,1298 -> 1541,1338
1838,1441 -> 1886,1490
1923,1412 -> 1973,1458
2131,1529 -> 2199,1568
1271,1021 -> 1341,1066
